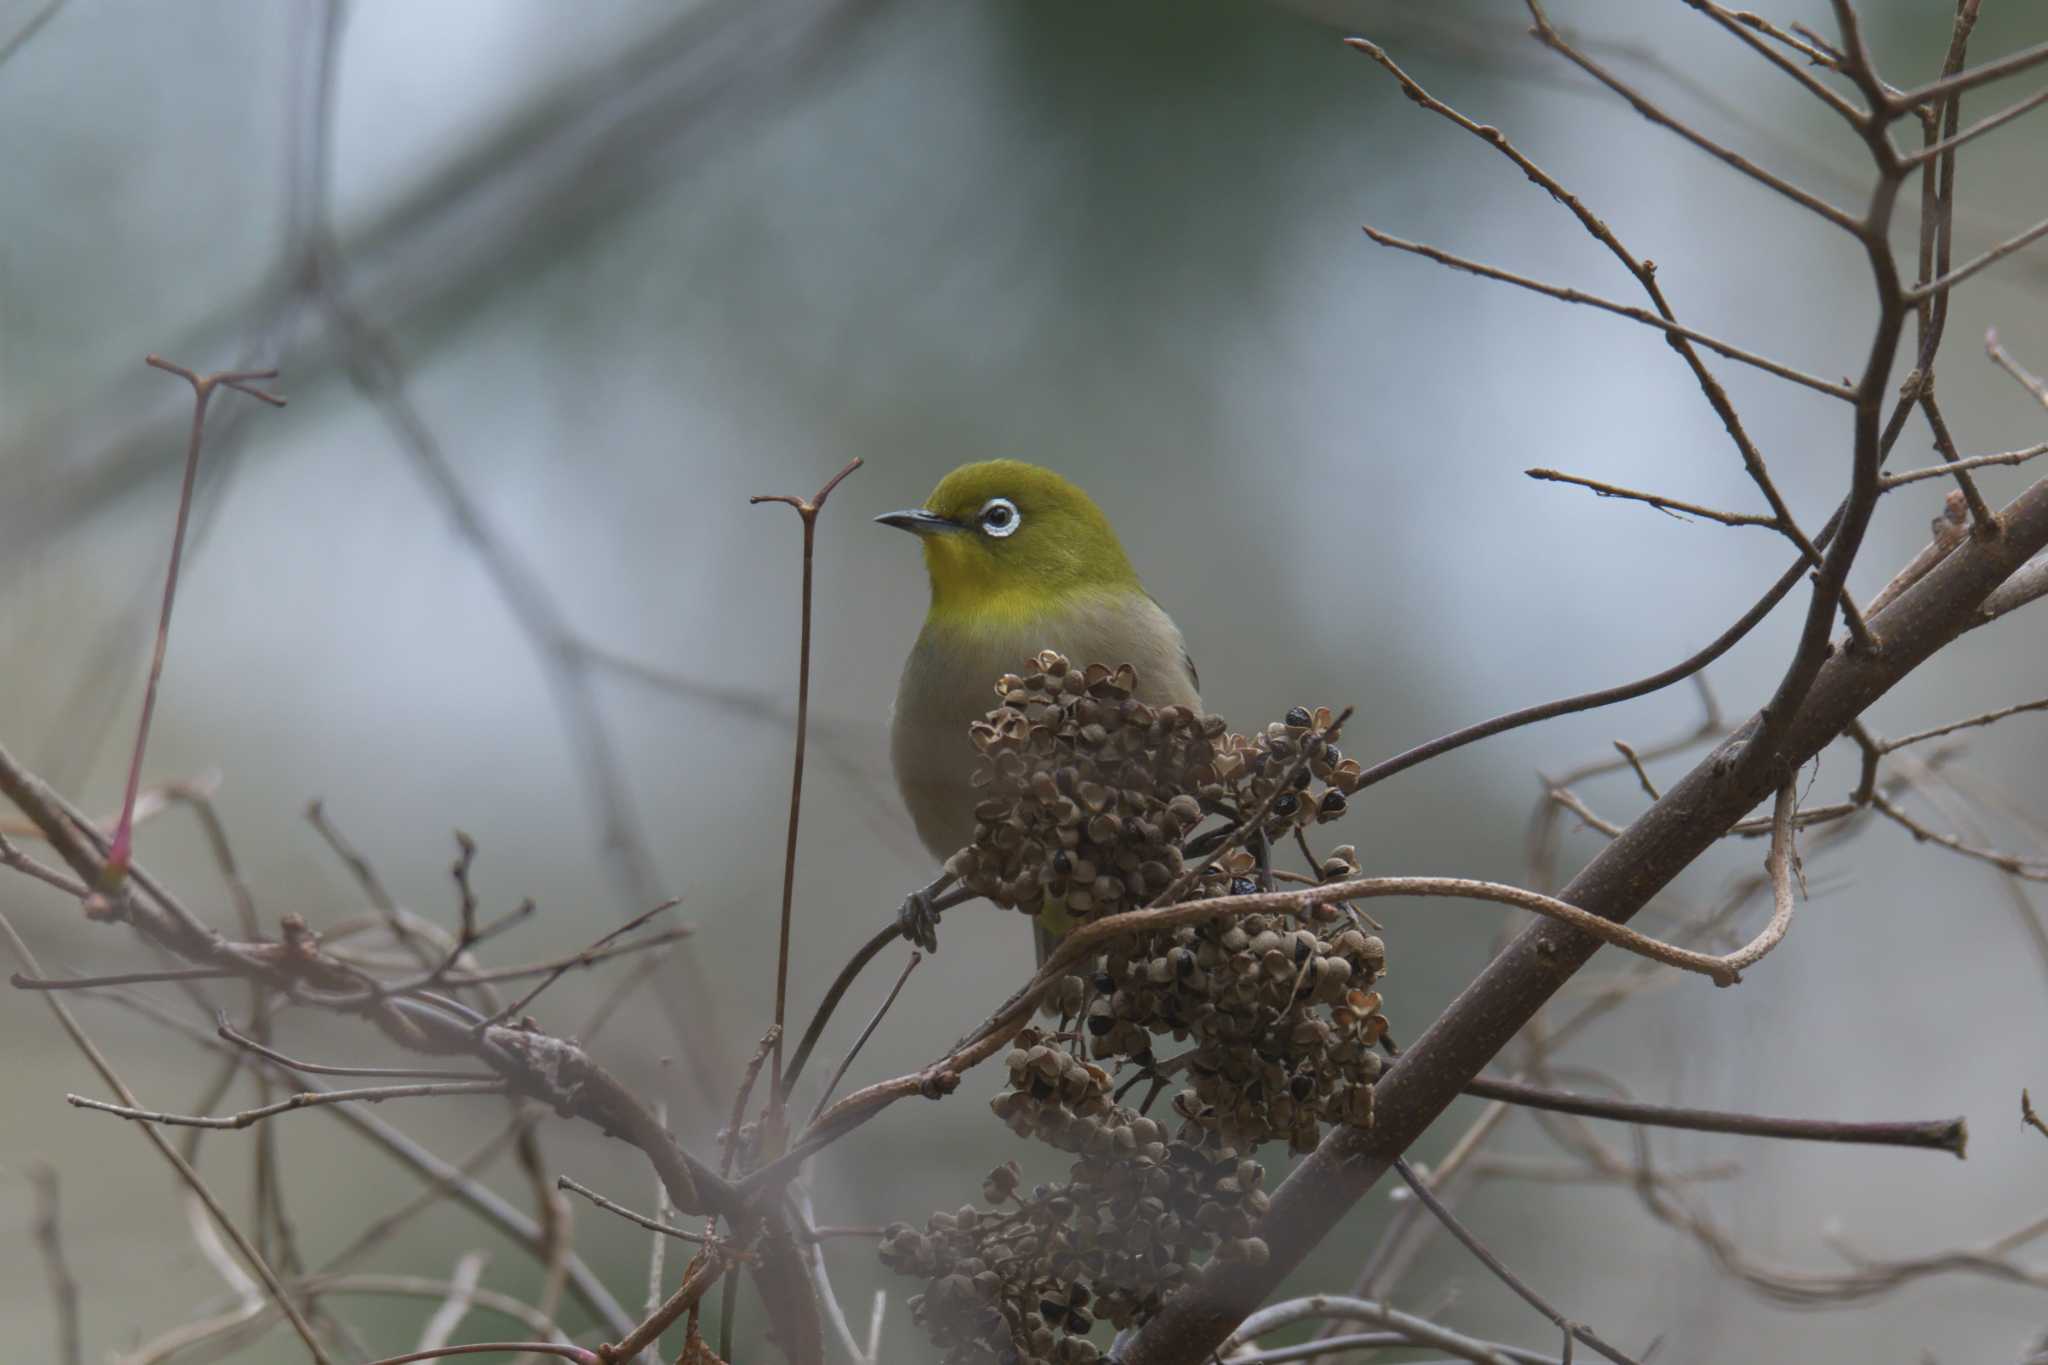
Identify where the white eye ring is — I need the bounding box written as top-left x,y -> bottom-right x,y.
978,496 -> 1021,538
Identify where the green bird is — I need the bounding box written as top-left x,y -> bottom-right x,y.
878,460 -> 1202,961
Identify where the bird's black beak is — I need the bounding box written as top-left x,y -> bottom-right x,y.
875,508 -> 965,536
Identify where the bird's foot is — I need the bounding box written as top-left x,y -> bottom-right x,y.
897,873 -> 953,953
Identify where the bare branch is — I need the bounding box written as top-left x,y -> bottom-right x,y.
1700,2 -> 1866,122
358,1346 -> 596,1365
1902,83 -> 2048,168
1988,328 -> 2048,409
1885,38 -> 2048,117
1880,696 -> 2048,752
556,1176 -> 709,1245
416,1251 -> 490,1354
1391,1155 -> 1641,1365
1612,742 -> 1662,801
1462,1073 -> 1965,1154
12,964 -> 230,991
477,898 -> 681,1028
1222,1295 -> 1553,1365
1363,226 -> 1856,399
807,950 -> 921,1124
749,456 -> 864,1104
1909,212 -> 2048,303
1524,0 -> 1864,231
0,0 -> 68,67
1347,36 -> 1828,576
0,913 -> 333,1364
1882,441 -> 2048,489
1871,791 -> 2048,879
1979,552 -> 2048,623
1525,468 -> 1779,529
70,1080 -> 509,1130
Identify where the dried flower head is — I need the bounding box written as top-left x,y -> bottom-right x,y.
885,655 -> 1391,1363
947,652 -> 1363,932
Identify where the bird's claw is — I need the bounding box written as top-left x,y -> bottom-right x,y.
898,887 -> 941,953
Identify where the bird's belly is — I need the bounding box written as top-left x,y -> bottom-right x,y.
889,597 -> 1200,865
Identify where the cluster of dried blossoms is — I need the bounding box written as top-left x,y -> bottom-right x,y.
945,651 -> 1365,917
886,653 -> 1389,1363
879,1033 -> 1273,1364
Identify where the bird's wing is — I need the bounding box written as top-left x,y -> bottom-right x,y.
1143,589 -> 1201,694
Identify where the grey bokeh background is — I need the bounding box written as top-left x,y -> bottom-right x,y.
4,1 -> 2048,1360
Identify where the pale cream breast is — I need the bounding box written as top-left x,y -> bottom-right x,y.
889,592 -> 1201,864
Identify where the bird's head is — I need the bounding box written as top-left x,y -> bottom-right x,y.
877,460 -> 1141,623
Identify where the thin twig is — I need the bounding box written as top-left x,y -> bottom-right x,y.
1880,696 -> 2048,752
781,886 -> 969,1103
1363,226 -> 1855,399
1705,4 -> 1863,121
1908,213 -> 2048,303
12,965 -> 233,991
477,898 -> 681,1028
1872,791 -> 2048,879
217,1017 -> 500,1080
1524,2 -> 1861,232
416,1251 -> 490,1353
1393,1155 -> 1640,1365
1885,38 -> 2048,117
358,1347 -> 596,1365
70,1080 -> 508,1130
1222,1295 -> 1543,1365
808,950 -> 920,1124
1915,389 -> 1998,531
556,1176 -> 710,1244
0,911 -> 334,1363
1988,328 -> 2048,409
108,360 -> 285,879
1882,442 -> 2048,488
1462,1074 -> 1965,1154
1902,83 -> 2048,168
597,1250 -> 728,1364
1611,742 -> 1661,802
1525,469 -> 1777,528
750,456 -> 864,1103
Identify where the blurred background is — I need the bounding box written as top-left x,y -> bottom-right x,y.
4,0 -> 2048,1360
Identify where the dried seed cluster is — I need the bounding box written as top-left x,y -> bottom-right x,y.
880,1029 -> 1273,1365
886,656 -> 1392,1363
1089,890 -> 1388,1152
946,652 -> 1364,924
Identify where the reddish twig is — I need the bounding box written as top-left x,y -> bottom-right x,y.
107,358 -> 284,883
749,456 -> 863,1104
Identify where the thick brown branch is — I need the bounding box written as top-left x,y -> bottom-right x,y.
1122,476 -> 2048,1363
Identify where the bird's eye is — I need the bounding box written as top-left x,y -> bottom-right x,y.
978,497 -> 1021,538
